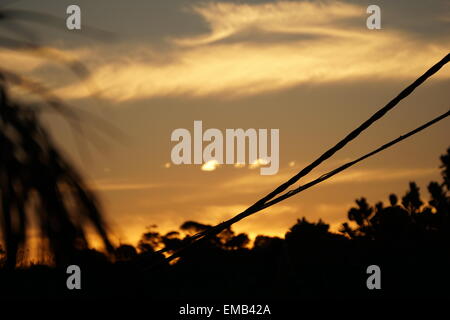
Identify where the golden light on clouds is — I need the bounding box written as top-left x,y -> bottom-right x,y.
249,158 -> 269,169
220,167 -> 438,194
47,1 -> 450,102
324,168 -> 438,185
4,0 -> 447,248
192,203 -> 298,238
174,1 -> 363,46
0,47 -> 90,75
195,158 -> 273,172
89,180 -> 159,191
0,49 -> 46,73
201,159 -> 220,171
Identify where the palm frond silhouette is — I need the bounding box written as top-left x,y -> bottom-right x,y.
0,6 -> 114,268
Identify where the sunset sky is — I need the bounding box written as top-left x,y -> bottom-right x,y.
4,0 -> 449,247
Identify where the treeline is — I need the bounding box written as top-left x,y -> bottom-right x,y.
115,147 -> 450,261
0,148 -> 449,299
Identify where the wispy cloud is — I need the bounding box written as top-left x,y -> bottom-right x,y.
0,47 -> 91,75
27,1 -> 450,102
199,158 -> 272,172
201,159 -> 221,171
173,1 -> 363,46
324,168 -> 437,185
89,180 -> 159,191
0,49 -> 47,73
221,167 -> 438,193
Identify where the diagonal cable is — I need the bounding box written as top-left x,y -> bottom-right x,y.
156,53 -> 450,265
248,53 -> 450,210
161,109 -> 449,265
185,53 -> 450,246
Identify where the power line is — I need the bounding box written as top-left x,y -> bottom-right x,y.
161,53 -> 450,265
248,53 -> 450,212
250,109 -> 450,213
162,109 -> 449,264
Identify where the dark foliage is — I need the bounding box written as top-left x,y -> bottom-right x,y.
0,5 -> 448,301
0,148 -> 448,299
0,7 -> 114,268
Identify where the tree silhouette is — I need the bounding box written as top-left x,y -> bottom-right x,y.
402,182 -> 423,214
0,147 -> 448,298
340,147 -> 450,245
0,8 -> 114,268
1,5 -> 449,299
441,148 -> 450,190
348,198 -> 373,228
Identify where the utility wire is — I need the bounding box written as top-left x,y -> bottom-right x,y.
233,109 -> 450,217
161,109 -> 449,265
160,53 -> 450,265
248,53 -> 450,211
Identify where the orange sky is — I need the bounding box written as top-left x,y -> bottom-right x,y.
4,0 -> 450,248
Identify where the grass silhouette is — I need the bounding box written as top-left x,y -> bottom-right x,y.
0,6 -> 114,268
